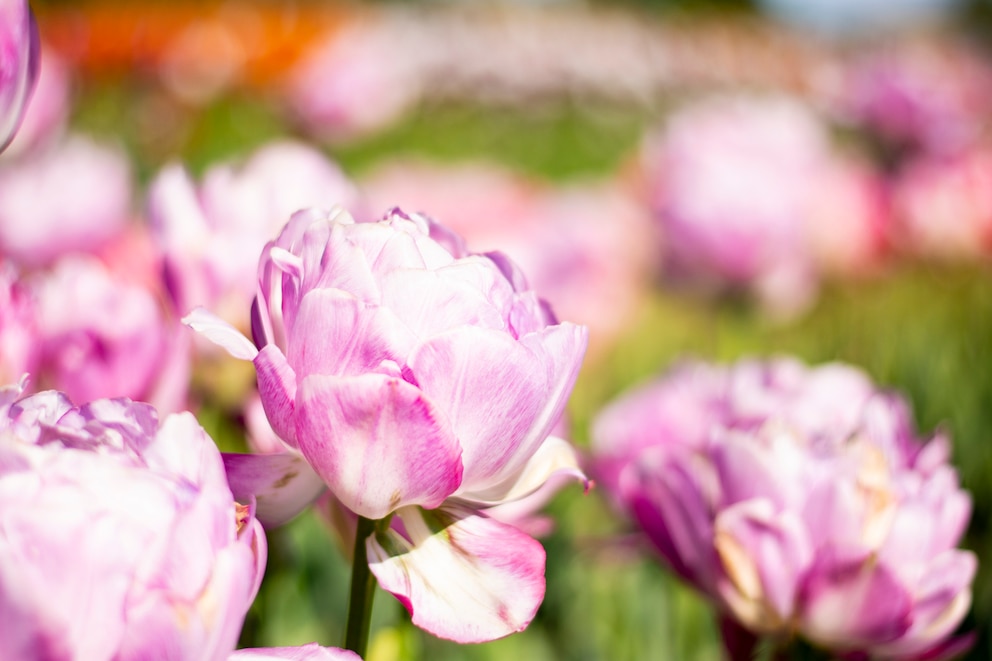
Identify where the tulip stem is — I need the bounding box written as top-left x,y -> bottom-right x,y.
345,515 -> 377,657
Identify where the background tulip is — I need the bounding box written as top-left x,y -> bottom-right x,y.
0,385 -> 266,660
592,357 -> 975,660
0,0 -> 37,151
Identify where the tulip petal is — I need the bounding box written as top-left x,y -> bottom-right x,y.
457,435 -> 587,506
254,345 -> 299,449
296,373 -> 463,519
368,505 -> 545,643
229,644 -> 361,660
183,307 -> 259,361
222,452 -> 328,528
800,550 -> 913,649
410,322 -> 586,492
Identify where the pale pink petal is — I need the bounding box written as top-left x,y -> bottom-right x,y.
295,373 -> 462,519
229,643 -> 361,660
183,308 -> 259,361
410,323 -> 586,492
253,345 -> 299,450
223,452 -> 328,528
368,505 -> 545,643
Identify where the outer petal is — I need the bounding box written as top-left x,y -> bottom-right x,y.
368,505 -> 545,643
296,373 -> 463,520
229,644 -> 361,660
254,345 -> 299,449
222,452 -> 328,528
183,308 -> 259,361
411,323 -> 586,493
799,550 -> 913,650
0,0 -> 37,152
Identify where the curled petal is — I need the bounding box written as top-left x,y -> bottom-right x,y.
368,505 -> 545,643
223,452 -> 328,528
183,308 -> 259,361
296,373 -> 462,519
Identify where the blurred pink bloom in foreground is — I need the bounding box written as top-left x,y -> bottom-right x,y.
2,41 -> 69,157
0,384 -> 266,660
0,134 -> 132,268
361,159 -> 654,356
0,263 -> 37,384
641,94 -> 887,316
148,140 -> 361,327
0,0 -> 37,151
592,357 -> 975,660
188,207 -> 588,643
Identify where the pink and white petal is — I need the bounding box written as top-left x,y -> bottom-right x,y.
287,288 -> 414,377
254,345 -> 299,450
183,308 -> 259,361
410,323 -> 586,493
799,550 -> 913,650
229,644 -> 361,660
457,436 -> 587,506
295,374 -> 463,520
367,506 -> 545,643
222,452 -> 328,528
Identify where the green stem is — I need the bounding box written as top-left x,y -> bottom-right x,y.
344,515 -> 377,657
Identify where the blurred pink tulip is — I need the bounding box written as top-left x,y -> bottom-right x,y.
891,147 -> 992,260
3,42 -> 69,157
0,134 -> 132,268
641,94 -> 888,316
34,255 -> 190,413
592,358 -> 974,660
0,0 -> 37,152
188,207 -> 588,643
0,384 -> 266,660
148,140 -> 362,327
0,263 -> 37,384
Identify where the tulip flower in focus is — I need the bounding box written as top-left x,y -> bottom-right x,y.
0,383 -> 267,660
592,357 -> 975,660
0,0 -> 37,152
187,206 -> 588,644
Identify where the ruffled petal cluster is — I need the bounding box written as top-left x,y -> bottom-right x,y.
0,385 -> 266,660
592,357 -> 975,660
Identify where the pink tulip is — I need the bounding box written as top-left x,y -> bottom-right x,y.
641,94 -> 888,315
592,358 -> 974,660
0,134 -> 132,268
0,263 -> 37,384
0,383 -> 266,660
229,644 -> 360,660
0,0 -> 37,151
3,41 -> 70,157
34,255 -> 190,413
187,207 -> 588,643
148,140 -> 362,326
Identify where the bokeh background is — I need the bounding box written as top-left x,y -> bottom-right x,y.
14,0 -> 992,658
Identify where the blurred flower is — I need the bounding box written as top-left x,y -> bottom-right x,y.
0,263 -> 37,384
286,20 -> 427,142
890,147 -> 992,260
833,42 -> 992,160
641,94 -> 887,316
148,140 -> 361,328
188,207 -> 588,643
0,134 -> 132,268
229,644 -> 360,660
0,0 -> 38,152
34,255 -> 190,413
361,159 -> 654,357
592,357 -> 975,660
0,384 -> 266,660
